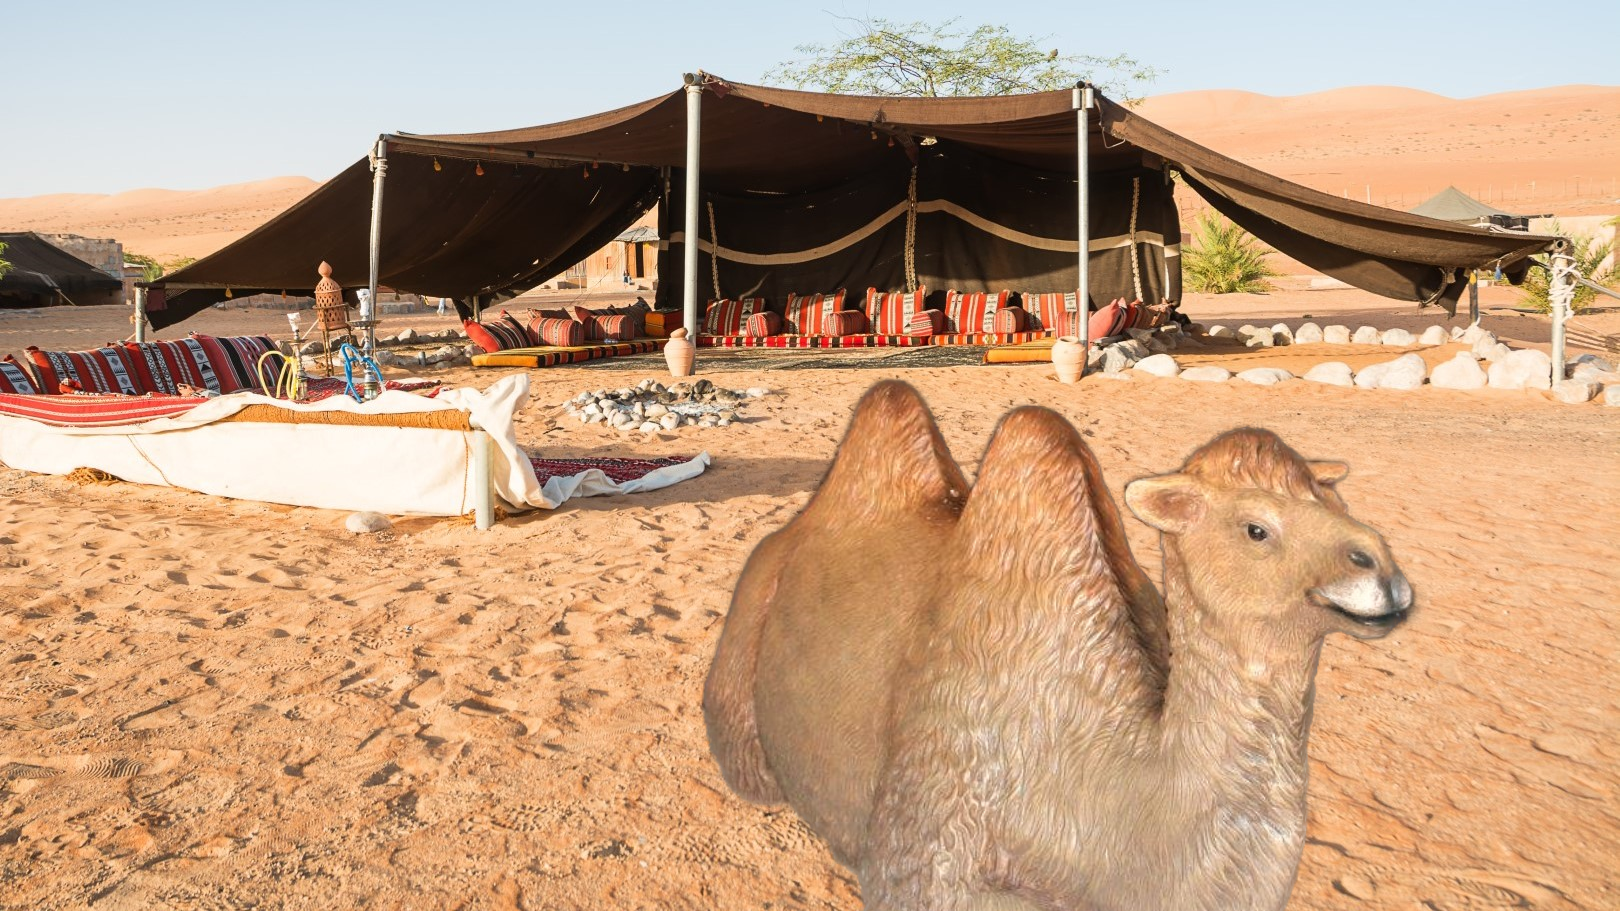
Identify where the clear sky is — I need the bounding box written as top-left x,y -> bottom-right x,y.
6,0 -> 1615,198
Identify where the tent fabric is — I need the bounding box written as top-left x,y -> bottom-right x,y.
147,156 -> 659,328
0,233 -> 123,300
147,75 -> 1559,326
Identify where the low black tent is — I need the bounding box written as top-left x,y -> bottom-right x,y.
1,232 -> 124,308
145,75 -> 1557,328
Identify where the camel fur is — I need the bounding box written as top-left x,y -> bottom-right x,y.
703,380 -> 1414,911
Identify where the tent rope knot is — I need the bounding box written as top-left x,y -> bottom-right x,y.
1549,249 -> 1578,320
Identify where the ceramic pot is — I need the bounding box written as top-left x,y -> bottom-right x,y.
664,329 -> 695,377
1052,336 -> 1084,383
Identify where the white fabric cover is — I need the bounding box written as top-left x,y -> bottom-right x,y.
0,374 -> 709,515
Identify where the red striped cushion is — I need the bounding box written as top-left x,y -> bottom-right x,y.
825,310 -> 868,336
703,297 -> 767,336
944,290 -> 1013,334
26,346 -> 144,396
188,334 -> 279,394
782,290 -> 847,335
906,310 -> 946,337
533,317 -> 585,347
0,392 -> 205,427
0,355 -> 39,395
744,311 -> 783,338
864,286 -> 928,336
1023,291 -> 1079,334
464,317 -> 530,353
587,313 -> 642,341
123,340 -> 210,394
993,307 -> 1027,334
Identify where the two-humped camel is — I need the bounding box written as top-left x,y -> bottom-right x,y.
704,380 -> 1413,911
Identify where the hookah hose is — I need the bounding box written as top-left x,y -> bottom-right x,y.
338,343 -> 385,402
256,349 -> 305,400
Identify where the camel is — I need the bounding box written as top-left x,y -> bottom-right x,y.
703,380 -> 1413,911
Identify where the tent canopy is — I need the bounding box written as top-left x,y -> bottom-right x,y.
146,74 -> 1558,327
1,232 -> 124,302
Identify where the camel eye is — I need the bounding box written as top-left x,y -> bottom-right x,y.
1246,523 -> 1269,542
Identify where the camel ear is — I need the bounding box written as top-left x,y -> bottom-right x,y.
1309,460 -> 1350,485
1124,474 -> 1208,533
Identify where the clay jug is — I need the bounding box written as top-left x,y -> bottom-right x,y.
1052,336 -> 1084,383
664,328 -> 696,377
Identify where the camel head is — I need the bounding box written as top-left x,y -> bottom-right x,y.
1124,428 -> 1413,648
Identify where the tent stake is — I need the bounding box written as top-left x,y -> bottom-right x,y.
366,137 -> 388,358
683,74 -> 703,367
133,286 -> 148,343
1075,84 -> 1095,373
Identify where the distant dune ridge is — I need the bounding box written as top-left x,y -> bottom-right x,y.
0,85 -> 1614,262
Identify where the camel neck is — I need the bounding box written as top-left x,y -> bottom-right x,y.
1154,544 -> 1321,911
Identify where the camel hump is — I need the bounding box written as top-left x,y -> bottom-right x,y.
809,380 -> 968,525
948,406 -> 1167,673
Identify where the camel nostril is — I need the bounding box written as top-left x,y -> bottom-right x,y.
1348,550 -> 1375,570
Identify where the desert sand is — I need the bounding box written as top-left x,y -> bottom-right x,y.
1,285 -> 1617,910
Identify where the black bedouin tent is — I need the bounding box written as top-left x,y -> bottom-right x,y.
144,75 -> 1557,329
1,232 -> 124,308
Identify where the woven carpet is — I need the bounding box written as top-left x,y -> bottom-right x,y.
527,455 -> 692,485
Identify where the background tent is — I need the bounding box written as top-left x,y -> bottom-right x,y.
146,75 -> 1558,328
1409,186 -> 1545,231
1,232 -> 124,308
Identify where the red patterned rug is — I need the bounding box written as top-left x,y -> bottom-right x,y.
297,377 -> 443,402
527,455 -> 692,485
0,393 -> 206,427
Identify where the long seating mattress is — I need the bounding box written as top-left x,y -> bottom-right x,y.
471,340 -> 660,368
697,331 -> 1050,349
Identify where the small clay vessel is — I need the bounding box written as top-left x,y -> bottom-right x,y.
665,328 -> 696,377
1052,336 -> 1084,383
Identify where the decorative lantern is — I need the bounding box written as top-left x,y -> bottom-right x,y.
314,261 -> 349,332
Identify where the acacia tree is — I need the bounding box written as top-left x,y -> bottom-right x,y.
766,16 -> 1161,101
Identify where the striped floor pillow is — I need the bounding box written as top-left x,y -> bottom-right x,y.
944,290 -> 1013,334
744,311 -> 783,338
906,310 -> 946,337
26,345 -> 144,396
532,317 -> 585,347
704,297 -> 767,336
1023,291 -> 1079,334
587,312 -> 643,341
825,310 -> 868,337
464,317 -> 531,353
782,290 -> 846,335
190,334 -> 280,394
993,307 -> 1028,334
1135,302 -> 1171,329
864,286 -> 928,336
124,339 -> 212,394
0,355 -> 39,395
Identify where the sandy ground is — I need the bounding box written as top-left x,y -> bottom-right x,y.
0,290 -> 1616,910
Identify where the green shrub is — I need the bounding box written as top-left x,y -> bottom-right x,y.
1518,221 -> 1615,314
1183,211 -> 1280,294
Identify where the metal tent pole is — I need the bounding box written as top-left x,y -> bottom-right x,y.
683,73 -> 703,360
1075,84 -> 1095,371
366,137 -> 388,357
133,286 -> 148,343
1550,242 -> 1571,389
